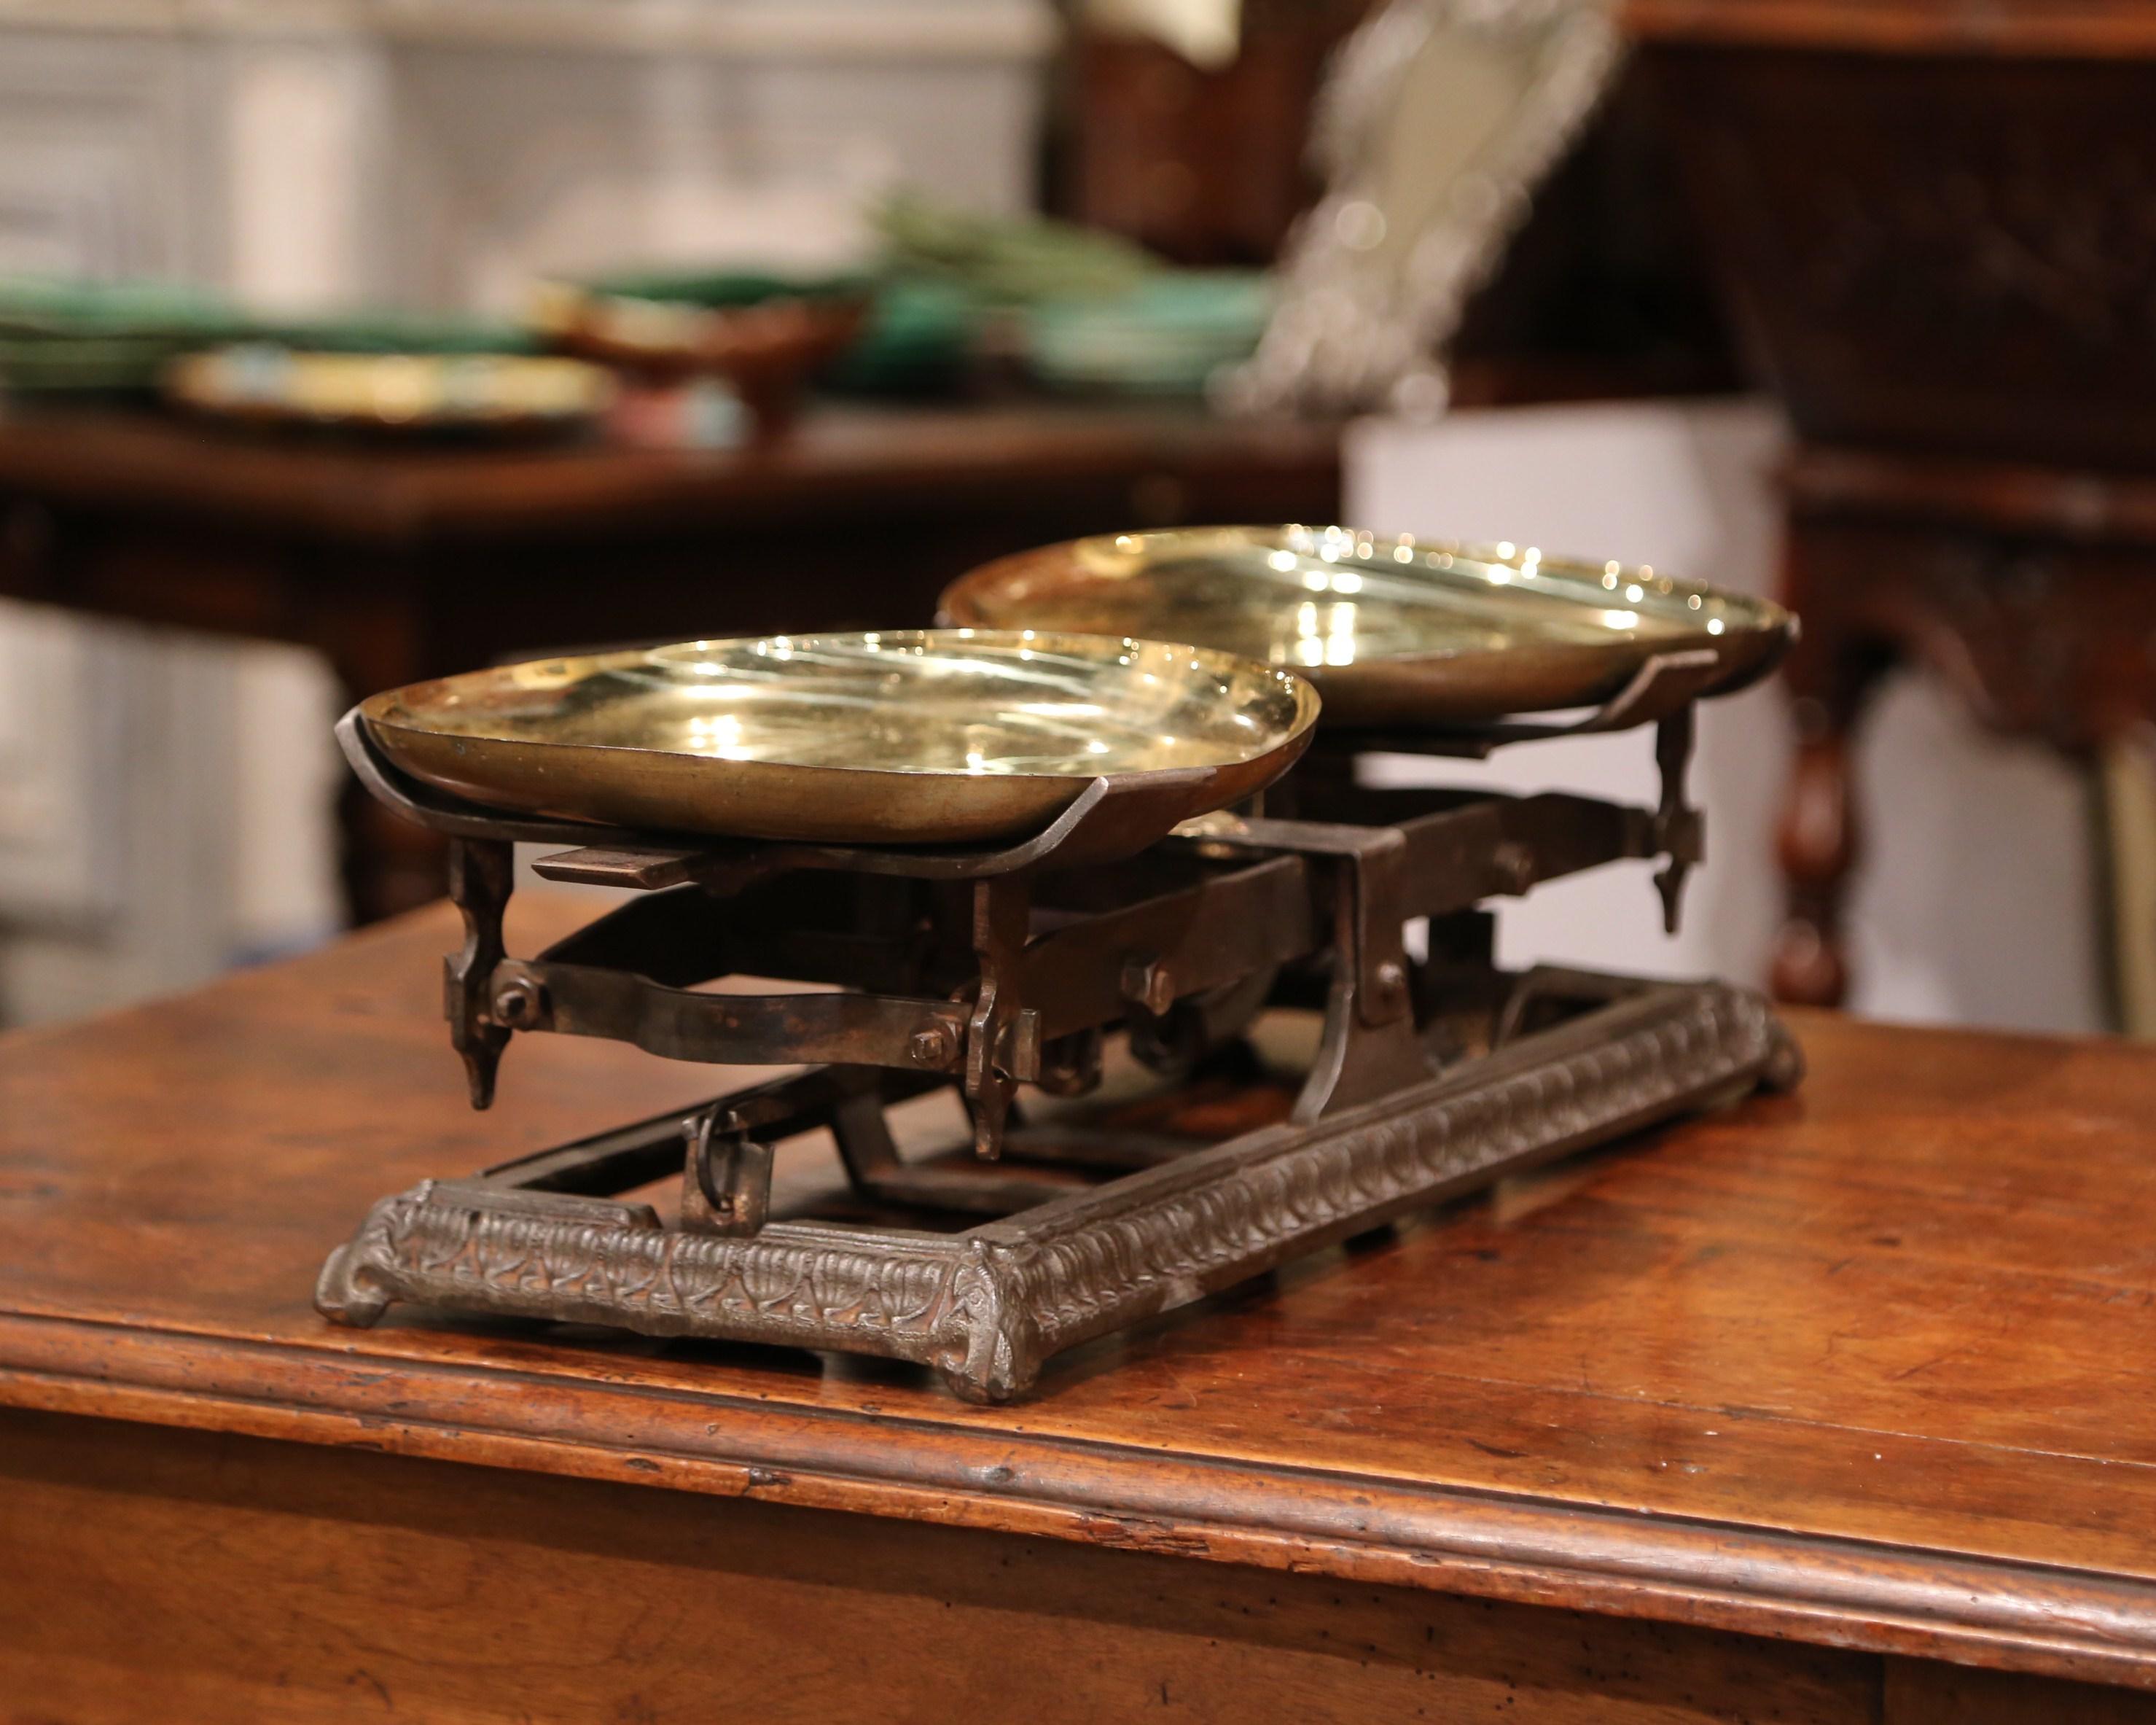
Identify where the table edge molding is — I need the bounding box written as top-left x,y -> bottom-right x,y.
2,1309 -> 2153,1690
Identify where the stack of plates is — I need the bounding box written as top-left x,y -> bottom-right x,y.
166,347 -> 614,440
0,276 -> 245,397
1023,272 -> 1271,397
532,269 -> 871,380
822,279 -> 979,397
250,311 -> 541,357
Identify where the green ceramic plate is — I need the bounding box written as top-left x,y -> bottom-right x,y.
0,276 -> 247,394
1025,272 -> 1271,396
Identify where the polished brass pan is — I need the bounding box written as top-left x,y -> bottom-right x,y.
939,525 -> 1795,728
359,629 -> 1319,846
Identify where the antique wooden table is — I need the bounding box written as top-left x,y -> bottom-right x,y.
0,403 -> 1340,923
3,897 -> 2154,1721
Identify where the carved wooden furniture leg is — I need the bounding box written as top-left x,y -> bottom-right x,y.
1770,521 -> 1897,1010
1773,715 -> 1860,1008
2098,735 -> 2156,1038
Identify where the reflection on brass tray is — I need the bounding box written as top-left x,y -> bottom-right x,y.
939,523 -> 1795,727
358,630 -> 1319,846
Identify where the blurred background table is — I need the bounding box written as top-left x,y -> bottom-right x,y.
7,0 -> 2149,1048
1629,0 -> 2156,1019
0,402 -> 1341,923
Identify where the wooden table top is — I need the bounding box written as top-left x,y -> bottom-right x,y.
0,402 -> 1342,545
1623,0 -> 2156,55
4,897 -> 2154,1688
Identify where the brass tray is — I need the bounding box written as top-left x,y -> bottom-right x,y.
939,525 -> 1796,728
359,631 -> 1319,846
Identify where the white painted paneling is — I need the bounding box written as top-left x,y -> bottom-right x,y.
0,601 -> 122,925
0,0 -> 1057,56
0,604 -> 343,1024
0,3 -> 1055,308
219,32 -> 393,309
0,613 -> 231,1022
0,29 -> 203,277
1346,398 -> 2104,1033
224,640 -> 343,961
383,39 -> 1044,311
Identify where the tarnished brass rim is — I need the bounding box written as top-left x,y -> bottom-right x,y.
356,628 -> 1321,846
939,524 -> 1797,728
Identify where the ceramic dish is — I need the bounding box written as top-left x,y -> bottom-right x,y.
165,347 -> 614,438
531,270 -> 871,434
0,275 -> 246,396
1024,272 -> 1270,397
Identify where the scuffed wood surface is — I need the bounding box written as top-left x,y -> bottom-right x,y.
3,897 -> 2155,1687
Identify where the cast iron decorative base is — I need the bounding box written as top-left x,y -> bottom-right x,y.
319,976 -> 1797,1403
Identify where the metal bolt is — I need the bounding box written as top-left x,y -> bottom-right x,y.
491,973 -> 547,1028
1120,957 -> 1176,1017
1492,841 -> 1536,893
1374,959 -> 1407,1002
910,1024 -> 956,1067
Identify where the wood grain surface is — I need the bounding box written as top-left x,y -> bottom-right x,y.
1623,0 -> 2156,55
2,897 -> 2154,1690
4,1407 -> 1902,1724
